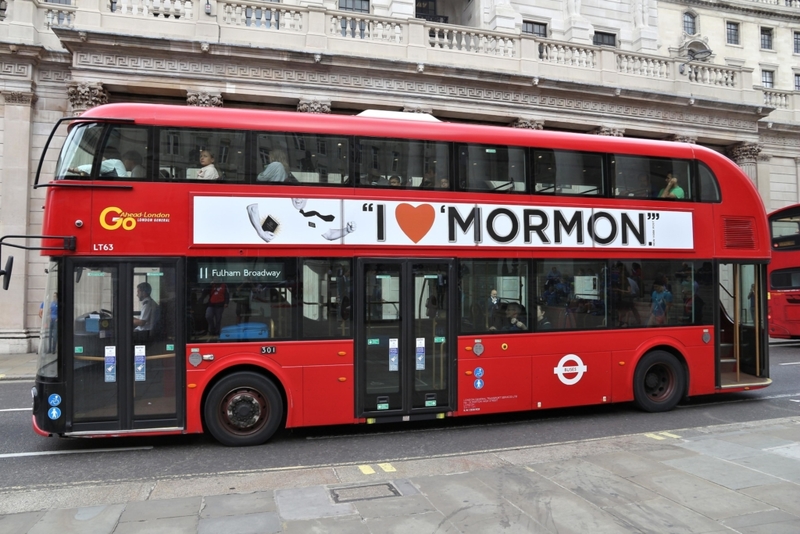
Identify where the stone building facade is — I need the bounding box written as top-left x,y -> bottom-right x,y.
0,0 -> 797,352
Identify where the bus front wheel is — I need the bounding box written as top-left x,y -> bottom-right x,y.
204,372 -> 283,446
633,351 -> 685,413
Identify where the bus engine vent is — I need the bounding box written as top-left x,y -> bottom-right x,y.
723,216 -> 756,249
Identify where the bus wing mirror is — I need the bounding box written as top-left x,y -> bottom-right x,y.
0,256 -> 13,290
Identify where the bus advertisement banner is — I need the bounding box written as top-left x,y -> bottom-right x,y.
193,196 -> 693,250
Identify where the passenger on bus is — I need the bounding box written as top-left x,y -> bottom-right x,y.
437,177 -> 450,189
536,305 -> 552,330
388,175 -> 402,187
502,303 -> 528,331
421,169 -> 436,189
658,172 -> 684,199
257,148 -> 291,182
647,274 -> 673,326
122,151 -> 146,178
134,282 -> 159,332
69,146 -> 127,178
196,150 -> 220,180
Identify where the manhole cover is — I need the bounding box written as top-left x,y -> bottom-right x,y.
330,483 -> 401,503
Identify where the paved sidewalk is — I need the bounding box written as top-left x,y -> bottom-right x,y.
0,417 -> 799,533
3,351 -> 800,532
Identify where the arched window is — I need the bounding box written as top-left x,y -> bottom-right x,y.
683,13 -> 697,35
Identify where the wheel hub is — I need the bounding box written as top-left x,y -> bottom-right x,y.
226,393 -> 261,428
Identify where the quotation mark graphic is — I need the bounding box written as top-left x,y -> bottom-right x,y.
647,212 -> 660,220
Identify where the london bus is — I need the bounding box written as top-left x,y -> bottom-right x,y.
6,103 -> 771,446
768,204 -> 800,338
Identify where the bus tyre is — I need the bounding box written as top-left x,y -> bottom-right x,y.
204,372 -> 283,447
633,351 -> 685,413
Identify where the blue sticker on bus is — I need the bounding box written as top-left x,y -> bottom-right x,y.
48,407 -> 61,420
474,378 -> 484,390
474,367 -> 484,378
48,394 -> 61,407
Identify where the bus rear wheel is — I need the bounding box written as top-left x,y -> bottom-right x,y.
633,351 -> 685,413
204,372 -> 283,446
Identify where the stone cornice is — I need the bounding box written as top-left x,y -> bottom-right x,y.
668,0 -> 800,23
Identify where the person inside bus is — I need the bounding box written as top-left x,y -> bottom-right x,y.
203,281 -> 229,336
196,150 -> 220,180
502,303 -> 528,331
257,149 -> 292,182
133,282 -> 159,333
536,304 -> 552,330
437,177 -> 450,189
122,150 -> 147,178
388,175 -> 402,187
421,168 -> 436,189
69,146 -> 127,178
658,172 -> 685,199
647,273 -> 673,326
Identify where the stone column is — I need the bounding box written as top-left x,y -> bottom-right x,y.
510,117 -> 544,129
665,134 -> 696,144
0,91 -> 36,352
591,126 -> 624,137
187,92 -> 223,107
67,81 -> 108,116
726,143 -> 760,185
297,98 -> 331,113
795,157 -> 800,204
756,153 -> 772,207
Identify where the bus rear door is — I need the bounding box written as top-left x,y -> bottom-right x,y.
356,259 -> 456,420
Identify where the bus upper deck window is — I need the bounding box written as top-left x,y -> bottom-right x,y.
698,162 -> 721,202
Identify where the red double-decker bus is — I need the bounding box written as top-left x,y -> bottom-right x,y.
768,204 -> 800,339
8,103 -> 770,446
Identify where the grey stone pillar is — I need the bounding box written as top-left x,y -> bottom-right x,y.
726,143 -> 760,185
297,99 -> 331,113
67,81 -> 108,116
187,92 -> 223,107
0,91 -> 36,352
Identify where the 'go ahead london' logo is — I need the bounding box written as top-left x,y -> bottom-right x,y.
100,207 -> 171,231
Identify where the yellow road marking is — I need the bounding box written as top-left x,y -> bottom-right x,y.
644,433 -> 666,440
378,463 -> 396,472
660,432 -> 681,439
358,465 -> 375,475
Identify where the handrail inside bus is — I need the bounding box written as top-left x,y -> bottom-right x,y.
0,235 -> 77,290
36,182 -> 135,190
34,116 -> 136,189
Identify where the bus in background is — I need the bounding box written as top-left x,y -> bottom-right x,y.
768,204 -> 800,338
8,103 -> 771,447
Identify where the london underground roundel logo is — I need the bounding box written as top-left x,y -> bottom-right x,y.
554,354 -> 588,386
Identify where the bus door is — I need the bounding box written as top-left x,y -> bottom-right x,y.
356,259 -> 456,419
66,259 -> 183,434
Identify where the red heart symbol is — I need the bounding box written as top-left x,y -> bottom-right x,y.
395,203 -> 435,243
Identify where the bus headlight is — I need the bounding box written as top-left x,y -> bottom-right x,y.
31,386 -> 37,399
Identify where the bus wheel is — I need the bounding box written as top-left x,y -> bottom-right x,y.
204,372 -> 283,447
633,351 -> 685,413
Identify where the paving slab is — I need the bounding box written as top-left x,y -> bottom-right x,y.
531,458 -> 659,508
604,497 -> 727,534
112,515 -> 199,534
354,493 -> 436,519
200,491 -> 277,518
275,486 -> 357,521
629,469 -> 774,520
280,515 -> 371,534
721,509 -> 800,529
362,511 -> 461,534
740,482 -> 800,516
581,450 -> 676,478
197,511 -> 281,534
0,511 -> 45,534
464,467 -> 633,533
734,452 -> 800,484
118,496 -> 201,523
28,504 -> 125,534
676,438 -> 762,460
663,455 -> 780,490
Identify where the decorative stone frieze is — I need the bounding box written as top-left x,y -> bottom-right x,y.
726,143 -> 761,165
666,134 -> 696,144
67,81 -> 108,115
297,99 -> 331,113
591,126 -> 624,137
186,92 -> 223,107
758,154 -> 772,162
3,91 -> 37,106
403,105 -> 432,114
510,118 -> 544,130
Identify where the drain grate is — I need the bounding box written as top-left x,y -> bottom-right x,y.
330,483 -> 402,503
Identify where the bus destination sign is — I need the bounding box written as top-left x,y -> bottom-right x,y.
197,262 -> 284,283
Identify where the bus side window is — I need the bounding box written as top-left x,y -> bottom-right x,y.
698,162 -> 721,202
533,149 -> 603,196
101,126 -> 151,180
458,144 -> 525,193
257,133 -> 349,185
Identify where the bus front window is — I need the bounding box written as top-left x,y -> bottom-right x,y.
55,123 -> 105,179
